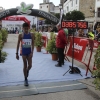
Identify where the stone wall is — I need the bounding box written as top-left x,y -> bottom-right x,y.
79,0 -> 95,18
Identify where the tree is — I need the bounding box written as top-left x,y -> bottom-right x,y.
65,12 -> 72,20
65,10 -> 85,20
93,45 -> 100,90
54,13 -> 60,19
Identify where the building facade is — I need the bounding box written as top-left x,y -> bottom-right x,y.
95,0 -> 100,22
63,0 -> 79,14
38,0 -> 60,29
39,0 -> 60,13
79,0 -> 95,22
63,0 -> 95,22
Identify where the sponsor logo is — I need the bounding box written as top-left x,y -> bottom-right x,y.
38,11 -> 58,23
94,43 -> 98,47
8,17 -> 16,21
73,43 -> 83,50
16,2 -> 33,15
0,10 -> 10,19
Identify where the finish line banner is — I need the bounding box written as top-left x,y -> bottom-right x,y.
67,37 -> 88,61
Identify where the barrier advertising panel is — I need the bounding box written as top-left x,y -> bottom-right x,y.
67,37 -> 88,61
93,40 -> 99,48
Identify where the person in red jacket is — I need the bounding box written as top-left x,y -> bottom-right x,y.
55,23 -> 67,67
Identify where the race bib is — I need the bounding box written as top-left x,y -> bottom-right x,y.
22,39 -> 32,48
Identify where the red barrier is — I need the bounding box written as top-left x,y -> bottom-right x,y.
67,37 -> 88,61
93,40 -> 100,48
94,40 -> 98,48
65,37 -> 93,76
41,35 -> 48,54
42,36 -> 47,47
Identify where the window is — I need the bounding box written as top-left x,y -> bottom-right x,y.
76,0 -> 77,4
71,0 -> 73,7
67,6 -> 69,11
64,10 -> 66,13
98,8 -> 100,17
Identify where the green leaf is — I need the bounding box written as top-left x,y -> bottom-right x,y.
46,32 -> 57,54
21,3 -> 25,9
25,6 -> 31,11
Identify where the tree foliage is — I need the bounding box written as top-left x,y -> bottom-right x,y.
93,45 -> 100,90
65,10 -> 85,20
65,12 -> 72,20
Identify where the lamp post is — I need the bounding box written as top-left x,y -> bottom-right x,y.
59,4 -> 63,24
59,4 -> 62,14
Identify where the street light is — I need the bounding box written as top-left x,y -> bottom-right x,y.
59,4 -> 62,13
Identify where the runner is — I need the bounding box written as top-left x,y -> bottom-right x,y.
16,23 -> 34,86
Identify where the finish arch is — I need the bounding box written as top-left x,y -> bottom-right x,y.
0,8 -> 59,25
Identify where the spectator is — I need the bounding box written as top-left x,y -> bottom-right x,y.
55,23 -> 67,67
51,26 -> 58,32
87,29 -> 94,50
77,29 -> 84,37
96,28 -> 100,41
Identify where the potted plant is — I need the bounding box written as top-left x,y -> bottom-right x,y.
46,32 -> 58,61
0,31 -> 7,63
92,45 -> 100,90
29,28 -> 36,33
34,32 -> 43,52
1,51 -> 7,63
0,33 -> 3,49
1,28 -> 8,43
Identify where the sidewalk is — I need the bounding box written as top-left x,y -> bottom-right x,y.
0,34 -> 100,100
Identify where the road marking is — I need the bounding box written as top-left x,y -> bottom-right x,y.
0,83 -> 82,93
37,83 -> 82,89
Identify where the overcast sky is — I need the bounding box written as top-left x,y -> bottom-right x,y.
0,0 -> 60,9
